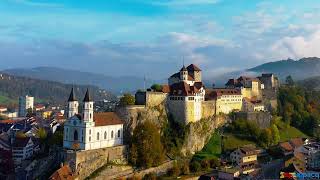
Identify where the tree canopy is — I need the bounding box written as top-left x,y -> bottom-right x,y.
119,93 -> 135,106
151,84 -> 163,92
129,120 -> 165,168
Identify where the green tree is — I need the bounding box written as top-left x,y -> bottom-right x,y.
258,128 -> 273,148
36,127 -> 47,142
270,124 -> 280,145
285,75 -> 295,86
119,93 -> 135,106
189,160 -> 201,173
150,84 -> 162,92
129,120 -> 165,168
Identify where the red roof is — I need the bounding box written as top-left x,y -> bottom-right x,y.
49,165 -> 75,180
170,81 -> 204,96
290,138 -> 304,148
279,142 -> 294,152
187,64 -> 201,71
93,112 -> 123,126
206,88 -> 241,100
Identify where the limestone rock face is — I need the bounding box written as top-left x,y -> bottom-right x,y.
116,104 -> 227,157
181,115 -> 227,156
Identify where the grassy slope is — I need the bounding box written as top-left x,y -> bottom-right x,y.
223,134 -> 257,151
274,118 -> 308,142
193,132 -> 221,160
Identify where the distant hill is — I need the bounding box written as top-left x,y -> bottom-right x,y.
298,76 -> 320,90
3,67 -> 157,94
0,73 -> 115,106
247,57 -> 320,80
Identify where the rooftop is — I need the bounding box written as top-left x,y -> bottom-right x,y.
93,112 -> 123,126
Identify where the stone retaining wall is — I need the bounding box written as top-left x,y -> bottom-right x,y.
64,145 -> 128,179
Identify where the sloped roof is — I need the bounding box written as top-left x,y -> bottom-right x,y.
12,137 -> 32,148
205,88 -> 241,100
279,142 -> 294,152
161,84 -> 170,93
49,164 -> 75,180
83,89 -> 92,102
170,81 -> 204,96
68,88 -> 77,102
290,138 -> 304,148
93,112 -> 123,126
187,64 -> 201,71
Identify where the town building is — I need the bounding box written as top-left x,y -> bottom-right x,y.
218,167 -> 240,180
167,64 -> 205,124
206,88 -> 242,114
258,73 -> 279,90
242,97 -> 265,112
18,95 -> 34,117
230,146 -> 258,174
63,88 -> 124,151
294,141 -> 320,171
225,76 -> 263,100
11,137 -> 39,164
49,164 -> 76,180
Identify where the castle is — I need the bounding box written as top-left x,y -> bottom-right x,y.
63,88 -> 123,151
135,64 -> 279,125
167,64 -> 205,124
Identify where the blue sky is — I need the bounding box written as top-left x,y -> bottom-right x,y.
1,0 -> 320,78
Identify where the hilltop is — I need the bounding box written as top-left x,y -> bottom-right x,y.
247,57 -> 320,80
0,73 -> 115,106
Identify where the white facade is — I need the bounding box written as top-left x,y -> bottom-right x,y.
63,89 -> 123,151
18,95 -> 34,117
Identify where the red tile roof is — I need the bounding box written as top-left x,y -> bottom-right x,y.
49,165 -> 75,180
290,138 -> 304,148
187,64 -> 201,71
170,81 -> 204,96
279,142 -> 294,152
93,112 -> 123,126
206,88 -> 241,100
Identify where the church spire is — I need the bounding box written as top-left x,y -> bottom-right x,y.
83,89 -> 92,102
68,87 -> 77,102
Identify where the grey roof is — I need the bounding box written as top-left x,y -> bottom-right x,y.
83,89 -> 93,102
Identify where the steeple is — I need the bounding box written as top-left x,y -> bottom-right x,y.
68,87 -> 77,102
83,89 -> 92,102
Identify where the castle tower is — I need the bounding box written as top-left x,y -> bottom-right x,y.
180,66 -> 188,82
83,89 -> 93,122
68,88 -> 79,118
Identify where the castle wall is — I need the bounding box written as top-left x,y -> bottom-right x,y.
64,145 -> 127,179
146,92 -> 167,107
202,100 -> 216,118
167,98 -> 187,124
234,111 -> 272,129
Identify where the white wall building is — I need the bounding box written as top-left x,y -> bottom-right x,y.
63,89 -> 123,151
18,95 -> 34,117
12,137 -> 39,164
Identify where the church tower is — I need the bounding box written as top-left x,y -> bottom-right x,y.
68,88 -> 78,118
83,89 -> 93,122
180,66 -> 188,82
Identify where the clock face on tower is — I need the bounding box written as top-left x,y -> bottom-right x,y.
73,120 -> 77,126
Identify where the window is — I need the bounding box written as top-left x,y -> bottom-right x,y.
90,113 -> 92,119
111,131 -> 114,138
74,130 -> 78,141
118,130 -> 121,138
89,129 -> 91,134
104,132 -> 107,139
89,137 -> 91,142
97,132 -> 100,140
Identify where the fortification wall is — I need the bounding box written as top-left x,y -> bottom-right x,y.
167,100 -> 186,124
64,145 -> 127,179
202,100 -> 216,118
146,92 -> 167,107
234,111 -> 272,128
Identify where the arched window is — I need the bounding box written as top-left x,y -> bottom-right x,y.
74,130 -> 78,141
104,132 -> 107,139
111,131 -> 114,138
118,130 -> 121,138
97,132 -> 100,140
90,113 -> 92,119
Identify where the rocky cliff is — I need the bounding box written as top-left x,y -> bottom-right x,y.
116,103 -> 227,156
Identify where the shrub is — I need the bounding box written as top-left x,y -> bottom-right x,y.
209,158 -> 220,168
143,173 -> 157,180
190,160 -> 201,173
200,159 -> 210,170
180,161 -> 190,175
168,162 -> 180,177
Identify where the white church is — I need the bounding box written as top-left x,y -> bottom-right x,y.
63,88 -> 123,151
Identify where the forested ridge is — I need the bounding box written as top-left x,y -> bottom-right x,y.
0,72 -> 115,106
